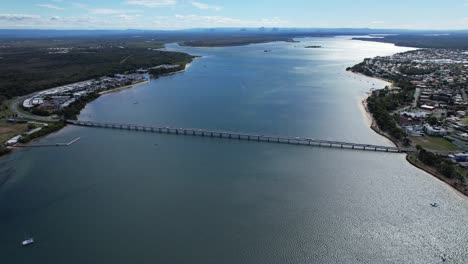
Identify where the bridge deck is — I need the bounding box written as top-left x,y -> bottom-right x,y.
66,120 -> 411,153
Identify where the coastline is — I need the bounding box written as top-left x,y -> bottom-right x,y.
100,59 -> 197,96
406,154 -> 468,199
1,61 -> 194,157
179,38 -> 298,48
360,96 -> 404,148
356,72 -> 468,198
99,80 -> 149,95
4,40 -> 467,198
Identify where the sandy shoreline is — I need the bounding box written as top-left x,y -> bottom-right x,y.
99,80 -> 149,95
99,62 -> 194,96
355,72 -> 468,199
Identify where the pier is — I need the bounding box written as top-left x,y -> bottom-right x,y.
66,120 -> 411,153
16,137 -> 81,148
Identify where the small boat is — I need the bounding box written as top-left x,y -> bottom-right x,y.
22,237 -> 34,246
441,254 -> 447,262
430,202 -> 439,207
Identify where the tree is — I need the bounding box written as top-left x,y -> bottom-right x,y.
428,116 -> 438,126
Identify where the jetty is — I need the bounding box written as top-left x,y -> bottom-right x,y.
15,137 -> 81,148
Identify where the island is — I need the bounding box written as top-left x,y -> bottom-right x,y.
305,45 -> 322,48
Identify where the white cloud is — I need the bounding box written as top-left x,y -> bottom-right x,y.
191,2 -> 222,11
0,12 -> 289,30
166,14 -> 288,28
0,14 -> 41,21
72,2 -> 87,9
51,0 -> 63,2
36,4 -> 64,10
371,21 -> 385,25
127,0 -> 176,7
91,9 -> 127,15
117,14 -> 140,21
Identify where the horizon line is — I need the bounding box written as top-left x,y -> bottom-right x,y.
0,27 -> 467,32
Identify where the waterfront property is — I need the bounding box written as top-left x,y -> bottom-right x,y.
22,74 -> 148,112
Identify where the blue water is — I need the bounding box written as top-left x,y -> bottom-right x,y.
1,37 -> 467,263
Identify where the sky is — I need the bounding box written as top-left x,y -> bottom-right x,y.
1,0 -> 468,30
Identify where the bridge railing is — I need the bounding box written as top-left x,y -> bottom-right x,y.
66,120 -> 411,153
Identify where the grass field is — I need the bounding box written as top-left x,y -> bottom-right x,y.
411,136 -> 460,151
461,118 -> 468,125
0,120 -> 27,143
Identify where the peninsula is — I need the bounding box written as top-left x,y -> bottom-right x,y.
0,36 -> 195,155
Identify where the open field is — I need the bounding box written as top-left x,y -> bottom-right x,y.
0,121 -> 27,143
411,136 -> 460,151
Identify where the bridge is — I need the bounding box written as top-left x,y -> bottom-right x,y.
66,120 -> 412,153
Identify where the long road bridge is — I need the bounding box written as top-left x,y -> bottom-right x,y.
66,120 -> 412,153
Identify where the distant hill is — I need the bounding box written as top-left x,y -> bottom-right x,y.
1,28 -> 467,39
353,34 -> 468,49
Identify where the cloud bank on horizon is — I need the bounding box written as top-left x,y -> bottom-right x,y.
0,0 -> 467,30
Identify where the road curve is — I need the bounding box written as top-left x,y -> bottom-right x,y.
10,95 -> 60,122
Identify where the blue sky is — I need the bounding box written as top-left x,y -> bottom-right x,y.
1,0 -> 468,30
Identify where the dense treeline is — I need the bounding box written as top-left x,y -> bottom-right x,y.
0,43 -> 193,100
58,93 -> 100,120
416,146 -> 462,180
367,91 -> 406,140
353,34 -> 468,49
366,80 -> 416,142
31,108 -> 51,116
399,66 -> 435,76
18,121 -> 66,144
149,65 -> 185,76
347,62 -> 373,76
180,36 -> 296,47
351,63 -> 417,142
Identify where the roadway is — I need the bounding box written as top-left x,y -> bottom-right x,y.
9,95 -> 59,122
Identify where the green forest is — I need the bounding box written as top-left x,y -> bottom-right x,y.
0,39 -> 194,103
366,80 -> 415,141
353,34 -> 468,49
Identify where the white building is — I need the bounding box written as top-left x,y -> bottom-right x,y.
423,124 -> 448,137
22,99 -> 34,108
5,135 -> 21,146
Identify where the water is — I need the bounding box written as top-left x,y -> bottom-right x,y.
1,37 -> 467,263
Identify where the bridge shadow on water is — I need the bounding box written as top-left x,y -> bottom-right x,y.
66,120 -> 411,154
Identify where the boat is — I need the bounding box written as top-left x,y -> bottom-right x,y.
441,254 -> 447,262
430,202 -> 439,207
22,237 -> 34,246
